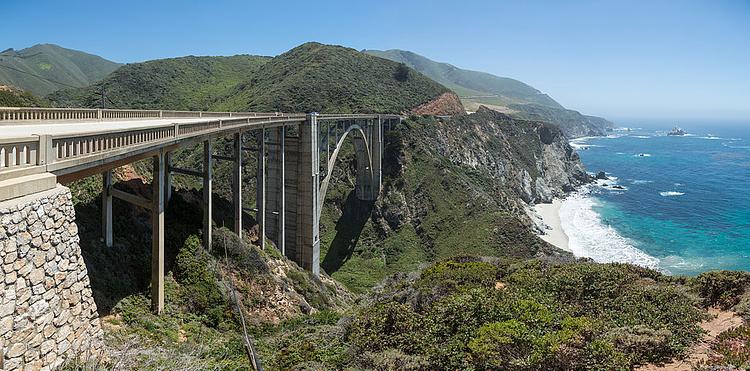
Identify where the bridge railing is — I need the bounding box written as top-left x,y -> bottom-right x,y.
0,136 -> 40,171
0,115 -> 310,173
0,110 -> 396,174
0,107 -> 291,122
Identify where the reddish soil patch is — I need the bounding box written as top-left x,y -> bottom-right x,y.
411,92 -> 464,116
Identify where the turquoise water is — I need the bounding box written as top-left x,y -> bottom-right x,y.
565,121 -> 750,275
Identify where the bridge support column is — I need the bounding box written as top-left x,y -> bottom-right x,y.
371,116 -> 383,199
102,170 -> 113,247
295,113 -> 320,276
151,151 -> 165,314
232,132 -> 243,238
256,128 -> 266,249
203,140 -> 213,250
353,125 -> 374,201
165,151 -> 172,203
265,126 -> 286,253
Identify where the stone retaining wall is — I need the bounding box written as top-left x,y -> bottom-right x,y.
0,185 -> 103,370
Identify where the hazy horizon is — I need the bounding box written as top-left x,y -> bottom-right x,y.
3,0 -> 748,121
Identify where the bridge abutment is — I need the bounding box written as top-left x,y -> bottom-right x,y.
0,185 -> 103,370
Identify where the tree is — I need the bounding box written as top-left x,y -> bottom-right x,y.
394,63 -> 410,82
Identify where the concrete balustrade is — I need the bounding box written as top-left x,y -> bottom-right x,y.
0,107 -> 288,123
0,137 -> 40,171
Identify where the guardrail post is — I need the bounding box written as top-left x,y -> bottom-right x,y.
38,134 -> 54,166
97,109 -> 102,120
159,110 -> 163,118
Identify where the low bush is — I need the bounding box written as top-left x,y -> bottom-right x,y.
340,258 -> 706,370
693,270 -> 750,309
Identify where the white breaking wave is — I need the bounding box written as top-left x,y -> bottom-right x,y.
560,191 -> 660,269
630,179 -> 653,184
633,153 -> 652,157
632,135 -> 651,139
660,191 -> 685,197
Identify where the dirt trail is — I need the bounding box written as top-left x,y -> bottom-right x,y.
639,308 -> 743,371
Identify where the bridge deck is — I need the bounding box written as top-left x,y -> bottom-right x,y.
0,107 -> 398,201
1,117 -> 242,137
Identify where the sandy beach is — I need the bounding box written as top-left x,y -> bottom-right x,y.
531,199 -> 571,252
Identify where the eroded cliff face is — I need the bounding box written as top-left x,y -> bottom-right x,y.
422,107 -> 589,204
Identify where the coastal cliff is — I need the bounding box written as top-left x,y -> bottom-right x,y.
318,107 -> 589,291
425,107 -> 590,203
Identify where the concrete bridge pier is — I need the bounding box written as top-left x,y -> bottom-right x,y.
264,127 -> 286,255
294,113 -> 320,275
150,152 -> 166,314
202,140 -> 212,250
232,133 -> 243,238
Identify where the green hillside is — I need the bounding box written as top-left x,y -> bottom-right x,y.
49,55 -> 270,110
365,49 -> 562,108
50,43 -> 453,115
214,43 -> 452,114
365,49 -> 615,137
0,44 -> 121,96
0,85 -> 46,107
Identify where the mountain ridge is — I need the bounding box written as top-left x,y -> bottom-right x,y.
364,48 -> 615,137
51,42 -> 460,115
0,44 -> 121,96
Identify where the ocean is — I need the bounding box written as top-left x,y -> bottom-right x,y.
562,120 -> 750,275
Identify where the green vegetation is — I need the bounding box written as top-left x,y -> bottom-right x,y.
365,48 -> 615,137
49,55 -> 269,110
257,258 -> 711,370
693,270 -> 750,309
699,324 -> 750,369
364,49 -> 562,108
50,42 -> 451,115
214,43 -> 451,113
319,110 -> 578,292
50,41 -> 748,370
0,44 -> 121,96
0,85 -> 47,107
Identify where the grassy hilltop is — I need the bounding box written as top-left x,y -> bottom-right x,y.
50,43 -> 456,115
0,44 -> 120,96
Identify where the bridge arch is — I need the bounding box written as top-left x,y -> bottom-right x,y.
318,123 -> 374,215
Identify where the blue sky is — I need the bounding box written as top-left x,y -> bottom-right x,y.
3,0 -> 748,121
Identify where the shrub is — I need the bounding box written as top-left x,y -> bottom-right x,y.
346,302 -> 424,353
174,235 -> 232,326
394,63 -> 410,82
607,325 -> 672,363
696,324 -> 750,369
418,260 -> 499,292
468,320 -> 534,369
693,270 -> 750,309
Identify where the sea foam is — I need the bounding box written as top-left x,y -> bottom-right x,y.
560,190 -> 661,270
660,191 -> 685,197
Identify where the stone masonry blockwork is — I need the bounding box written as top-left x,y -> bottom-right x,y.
0,185 -> 103,370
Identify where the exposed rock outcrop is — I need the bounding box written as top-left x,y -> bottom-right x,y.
410,92 -> 464,116
425,107 -> 589,204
